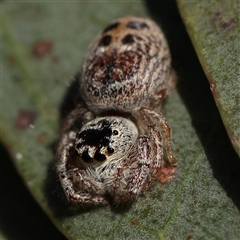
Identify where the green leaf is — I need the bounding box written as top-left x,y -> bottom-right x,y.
2,1 -> 240,240
177,0 -> 240,156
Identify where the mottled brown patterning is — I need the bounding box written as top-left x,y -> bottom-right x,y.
81,16 -> 176,113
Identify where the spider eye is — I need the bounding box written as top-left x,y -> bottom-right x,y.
113,130 -> 118,135
82,150 -> 94,163
94,151 -> 107,161
75,116 -> 138,166
107,147 -> 114,154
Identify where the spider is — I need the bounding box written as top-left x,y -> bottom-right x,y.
56,16 -> 177,204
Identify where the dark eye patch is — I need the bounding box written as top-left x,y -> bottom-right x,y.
98,35 -> 112,47
113,130 -> 118,135
103,22 -> 119,33
82,150 -> 94,163
127,21 -> 149,30
107,147 -> 114,154
122,34 -> 135,45
94,151 -> 106,161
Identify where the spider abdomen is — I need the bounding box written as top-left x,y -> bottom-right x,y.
80,16 -> 174,114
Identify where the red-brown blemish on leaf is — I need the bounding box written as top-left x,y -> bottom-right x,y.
175,148 -> 180,153
131,220 -> 138,225
37,133 -> 47,143
231,137 -> 239,147
221,19 -> 236,30
213,11 -> 221,18
14,110 -> 37,129
210,82 -> 216,93
210,12 -> 236,31
51,55 -> 60,64
6,55 -> 16,66
210,11 -> 222,25
206,73 -> 217,95
32,40 -> 53,58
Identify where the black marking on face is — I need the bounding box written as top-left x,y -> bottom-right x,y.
82,150 -> 94,163
107,147 -> 114,154
136,36 -> 143,41
77,127 -> 112,148
99,119 -> 111,128
76,120 -> 117,162
103,22 -> 119,33
76,132 -> 80,139
113,130 -> 118,135
98,35 -> 112,47
94,151 -> 106,161
122,34 -> 135,45
127,21 -> 149,30
94,90 -> 99,97
102,138 -> 110,146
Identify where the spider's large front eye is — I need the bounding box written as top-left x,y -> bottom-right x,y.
75,116 -> 138,166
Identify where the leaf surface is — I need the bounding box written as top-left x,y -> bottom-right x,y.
2,1 -> 240,239
177,0 -> 240,156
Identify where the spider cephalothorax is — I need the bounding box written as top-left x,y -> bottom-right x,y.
56,16 -> 177,204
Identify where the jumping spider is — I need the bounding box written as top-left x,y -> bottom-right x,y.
56,16 -> 177,204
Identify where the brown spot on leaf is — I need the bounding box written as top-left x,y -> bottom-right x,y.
131,220 -> 138,225
6,55 -> 16,66
213,11 -> 221,19
231,137 -> 239,147
221,19 -> 236,30
210,11 -> 222,25
37,133 -> 47,143
175,148 -> 180,153
210,83 -> 216,92
51,55 -> 60,64
210,12 -> 236,31
32,40 -> 53,58
14,110 -> 37,130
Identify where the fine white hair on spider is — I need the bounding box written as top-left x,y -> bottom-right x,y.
56,16 -> 177,204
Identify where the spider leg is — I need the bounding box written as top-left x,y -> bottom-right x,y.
56,134 -> 108,204
113,112 -> 176,203
113,135 -> 153,203
148,124 -> 164,176
61,101 -> 94,133
138,123 -> 175,194
139,108 -> 177,166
